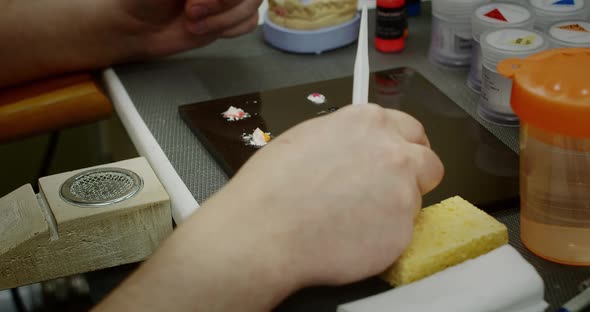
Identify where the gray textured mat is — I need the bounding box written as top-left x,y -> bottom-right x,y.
114,4 -> 589,310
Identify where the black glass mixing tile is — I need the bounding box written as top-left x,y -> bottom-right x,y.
179,67 -> 519,211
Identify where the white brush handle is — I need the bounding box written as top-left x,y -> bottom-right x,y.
352,5 -> 370,105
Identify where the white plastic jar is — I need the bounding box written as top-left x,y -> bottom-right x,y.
429,0 -> 491,68
468,3 -> 534,93
529,0 -> 587,31
479,28 -> 549,126
547,20 -> 590,47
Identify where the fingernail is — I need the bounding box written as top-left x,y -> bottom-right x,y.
188,5 -> 208,19
188,20 -> 208,35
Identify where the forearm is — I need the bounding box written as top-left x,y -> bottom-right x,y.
0,0 -> 139,87
93,194 -> 298,312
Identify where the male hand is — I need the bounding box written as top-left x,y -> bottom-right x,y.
205,104 -> 444,289
113,0 -> 262,56
0,0 -> 262,87
95,104 -> 444,312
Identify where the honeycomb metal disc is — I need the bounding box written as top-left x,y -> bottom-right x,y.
60,168 -> 143,207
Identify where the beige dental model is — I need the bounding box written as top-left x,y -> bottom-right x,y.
268,0 -> 358,30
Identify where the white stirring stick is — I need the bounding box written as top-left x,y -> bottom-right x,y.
352,4 -> 370,105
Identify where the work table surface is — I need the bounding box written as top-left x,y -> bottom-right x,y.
112,5 -> 590,310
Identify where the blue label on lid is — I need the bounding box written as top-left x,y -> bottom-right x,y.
553,0 -> 575,5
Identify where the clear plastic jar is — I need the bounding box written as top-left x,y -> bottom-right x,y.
499,48 -> 590,265
520,123 -> 590,265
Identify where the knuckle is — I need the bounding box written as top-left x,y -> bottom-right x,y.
387,145 -> 413,169
244,0 -> 260,14
369,140 -> 410,173
399,111 -> 427,143
398,183 -> 421,215
247,14 -> 258,31
362,104 -> 388,127
205,18 -> 223,32
364,103 -> 385,115
413,121 -> 427,142
432,152 -> 445,183
423,148 -> 444,176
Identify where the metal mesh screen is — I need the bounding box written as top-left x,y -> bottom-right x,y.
61,168 -> 142,206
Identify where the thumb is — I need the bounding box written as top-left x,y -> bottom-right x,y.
185,0 -> 251,19
185,0 -> 226,20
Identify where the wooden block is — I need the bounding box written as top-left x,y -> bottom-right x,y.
0,185 -> 50,287
0,157 -> 172,290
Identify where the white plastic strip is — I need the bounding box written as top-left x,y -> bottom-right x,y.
102,69 -> 199,224
358,0 -> 377,10
352,4 -> 370,105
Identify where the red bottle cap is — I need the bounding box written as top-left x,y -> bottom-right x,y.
378,0 -> 405,9
375,37 -> 406,52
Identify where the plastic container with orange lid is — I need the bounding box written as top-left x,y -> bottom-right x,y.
499,48 -> 590,265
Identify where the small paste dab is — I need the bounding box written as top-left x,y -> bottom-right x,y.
317,107 -> 340,115
242,128 -> 271,147
307,93 -> 326,104
222,106 -> 250,121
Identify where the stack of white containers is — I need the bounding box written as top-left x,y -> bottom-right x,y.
468,2 -> 535,93
429,0 -> 491,67
432,0 -> 590,127
428,0 -> 590,126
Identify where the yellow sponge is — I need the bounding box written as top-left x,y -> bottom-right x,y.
382,196 -> 508,286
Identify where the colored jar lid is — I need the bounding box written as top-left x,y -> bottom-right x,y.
529,0 -> 585,13
377,0 -> 405,8
476,3 -> 532,24
481,29 -> 548,68
375,37 -> 406,52
433,0 -> 489,20
484,29 -> 546,53
498,48 -> 590,138
548,21 -> 590,47
472,3 -> 535,40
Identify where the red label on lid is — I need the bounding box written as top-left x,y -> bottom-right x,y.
484,8 -> 508,22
